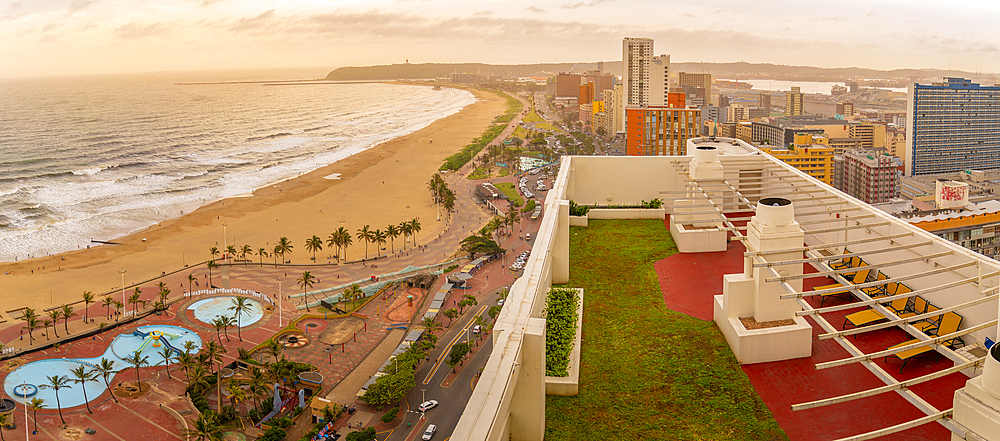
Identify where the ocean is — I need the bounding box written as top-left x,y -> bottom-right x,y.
0,69 -> 475,263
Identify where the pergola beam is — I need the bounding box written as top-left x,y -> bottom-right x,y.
814,320 -> 997,370
754,240 -> 932,268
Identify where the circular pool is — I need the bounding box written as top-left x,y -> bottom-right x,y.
188,296 -> 265,327
2,325 -> 202,408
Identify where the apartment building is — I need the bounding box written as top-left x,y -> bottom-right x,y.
838,150 -> 901,204
622,37 -> 654,108
785,86 -> 804,116
758,133 -> 835,184
625,105 -> 702,156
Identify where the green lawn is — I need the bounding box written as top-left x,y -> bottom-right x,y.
546,220 -> 786,441
523,108 -> 544,123
494,182 -> 524,207
467,166 -> 492,180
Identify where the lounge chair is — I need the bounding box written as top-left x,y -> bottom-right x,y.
911,305 -> 941,333
813,268 -> 872,307
843,296 -> 909,331
897,296 -> 928,320
828,251 -> 855,270
884,311 -> 964,373
861,271 -> 890,298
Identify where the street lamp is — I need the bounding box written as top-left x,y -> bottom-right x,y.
406,204 -> 411,220
420,388 -> 426,418
277,278 -> 283,327
222,224 -> 228,263
119,269 -> 127,312
22,381 -> 28,438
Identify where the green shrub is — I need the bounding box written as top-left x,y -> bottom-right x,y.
381,407 -> 399,423
444,264 -> 459,273
521,199 -> 536,213
568,200 -> 589,216
544,288 -> 580,377
258,426 -> 286,441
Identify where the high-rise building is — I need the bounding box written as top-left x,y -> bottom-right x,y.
622,37 -> 654,108
785,86 -> 804,116
604,84 -> 624,136
555,73 -> 582,99
848,122 -> 875,150
582,71 -> 615,99
678,73 -> 712,104
717,94 -> 730,108
836,101 -> 855,119
648,55 -> 671,107
758,92 -> 771,112
904,78 -> 1000,176
625,104 -> 701,156
579,82 -> 594,105
836,150 -> 900,204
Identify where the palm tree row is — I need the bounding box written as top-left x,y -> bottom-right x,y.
20,305 -> 78,344
428,175 -> 457,219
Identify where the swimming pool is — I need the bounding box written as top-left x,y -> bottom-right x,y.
2,325 -> 202,408
188,296 -> 264,327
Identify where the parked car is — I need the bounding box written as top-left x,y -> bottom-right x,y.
472,325 -> 482,334
498,299 -> 505,305
422,424 -> 437,440
418,400 -> 438,412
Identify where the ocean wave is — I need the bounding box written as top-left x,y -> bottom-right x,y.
72,166 -> 105,175
246,132 -> 293,142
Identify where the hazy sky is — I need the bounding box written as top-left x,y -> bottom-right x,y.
3,0 -> 1000,78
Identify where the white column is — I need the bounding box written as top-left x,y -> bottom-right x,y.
553,200 -> 570,284
747,198 -> 804,322
509,318 -> 545,441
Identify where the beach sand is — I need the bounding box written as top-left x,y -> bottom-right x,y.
0,87 -> 505,315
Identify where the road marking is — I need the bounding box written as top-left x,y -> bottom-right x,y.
422,305 -> 487,385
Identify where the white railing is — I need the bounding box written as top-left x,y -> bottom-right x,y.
184,288 -> 275,305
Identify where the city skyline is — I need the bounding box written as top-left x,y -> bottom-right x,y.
4,0 -> 1000,79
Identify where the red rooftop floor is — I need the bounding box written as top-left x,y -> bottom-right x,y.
656,216 -> 966,440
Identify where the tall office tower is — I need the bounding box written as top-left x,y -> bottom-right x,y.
785,86 -> 804,116
905,78 -> 1000,175
648,54 -> 671,107
622,37 -> 654,108
836,101 -> 855,119
758,92 -> 771,112
555,73 -> 582,98
678,72 -> 712,104
625,103 -> 701,156
579,82 -> 594,105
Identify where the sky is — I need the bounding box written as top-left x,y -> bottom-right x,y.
3,0 -> 1000,79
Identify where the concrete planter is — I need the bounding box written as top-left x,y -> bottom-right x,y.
545,288 -> 584,396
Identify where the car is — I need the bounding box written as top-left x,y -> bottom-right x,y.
498,299 -> 505,305
472,325 -> 482,334
422,424 -> 437,440
418,400 -> 438,412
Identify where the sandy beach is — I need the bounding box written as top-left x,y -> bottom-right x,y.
0,86 -> 505,316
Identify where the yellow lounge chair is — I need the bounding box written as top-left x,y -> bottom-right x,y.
884,311 -> 964,373
842,296 -> 909,331
884,339 -> 938,373
911,305 -> 941,333
814,268 -> 872,307
897,296 -> 928,320
861,271 -> 890,298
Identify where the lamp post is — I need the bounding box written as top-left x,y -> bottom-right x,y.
420,388 -> 426,418
277,278 -> 283,327
119,269 -> 127,311
23,381 -> 28,438
222,224 -> 228,263
406,204 -> 411,220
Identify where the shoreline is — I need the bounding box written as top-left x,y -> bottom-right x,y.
0,86 -> 505,313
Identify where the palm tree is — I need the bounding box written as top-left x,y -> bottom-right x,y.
101,296 -> 113,319
27,397 -> 45,434
225,245 -> 237,265
159,346 -> 175,380
69,365 -> 98,414
326,232 -> 341,261
257,247 -> 268,267
248,367 -> 269,412
188,274 -> 195,294
338,228 -> 353,261
357,225 -> 372,259
387,224 -> 400,254
409,218 -> 422,246
177,350 -> 196,376
224,379 -> 247,409
228,297 -> 252,341
219,316 -> 234,342
158,285 -> 171,314
41,375 -> 70,424
60,304 -> 76,334
81,291 -> 94,323
46,310 -> 61,338
114,301 -> 124,318
400,221 -> 413,251
21,308 -> 38,345
0,412 -> 7,440
345,284 -> 364,310
305,235 -> 323,261
265,339 -> 283,364
211,318 -> 226,344
185,364 -> 211,394
207,260 -> 219,287
273,245 -> 281,267
297,271 -> 316,312
209,246 -> 219,261
276,237 -> 293,264
122,351 -> 150,386
372,229 -> 387,258
185,411 -> 223,441
474,315 -> 489,341
241,244 -> 253,266
421,317 -> 443,336
129,288 -> 141,317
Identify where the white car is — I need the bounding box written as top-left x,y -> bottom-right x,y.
422,424 -> 437,440
418,400 -> 438,412
498,299 -> 505,305
472,325 -> 482,334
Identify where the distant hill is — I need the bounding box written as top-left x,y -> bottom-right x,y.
326,62 -> 986,83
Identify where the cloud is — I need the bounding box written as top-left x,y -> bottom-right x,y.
526,6 -> 546,13
562,0 -> 608,9
68,0 -> 98,14
195,0 -> 228,5
42,22 -> 63,32
114,22 -> 170,39
680,13 -> 694,18
228,9 -> 276,33
473,11 -> 493,17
